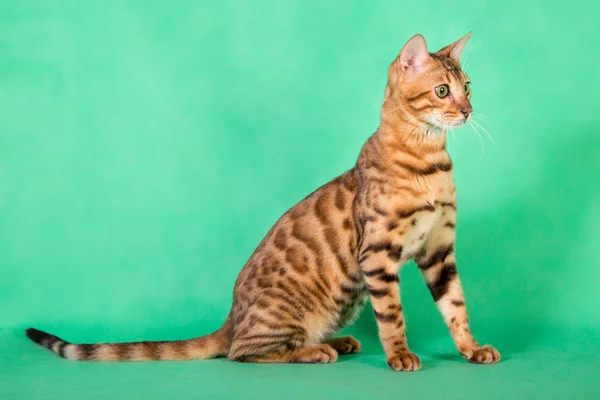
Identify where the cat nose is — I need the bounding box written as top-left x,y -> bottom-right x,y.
460,107 -> 472,119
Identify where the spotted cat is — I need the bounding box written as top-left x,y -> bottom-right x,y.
27,33 -> 500,370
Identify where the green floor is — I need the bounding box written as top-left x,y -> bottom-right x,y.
2,322 -> 599,399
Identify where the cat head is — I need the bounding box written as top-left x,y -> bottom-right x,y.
385,33 -> 472,131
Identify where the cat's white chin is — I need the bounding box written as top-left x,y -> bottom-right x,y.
424,115 -> 465,130
432,119 -> 467,129
447,120 -> 466,128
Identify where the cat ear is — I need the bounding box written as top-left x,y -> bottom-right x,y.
398,34 -> 430,74
437,32 -> 472,63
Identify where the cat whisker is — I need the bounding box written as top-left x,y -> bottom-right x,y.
446,124 -> 457,151
442,123 -> 450,152
470,119 -> 496,145
382,103 -> 413,117
469,121 -> 486,156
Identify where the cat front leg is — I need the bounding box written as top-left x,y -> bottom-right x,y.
416,204 -> 500,364
358,230 -> 420,371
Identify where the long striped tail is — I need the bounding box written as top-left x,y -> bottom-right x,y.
25,320 -> 232,362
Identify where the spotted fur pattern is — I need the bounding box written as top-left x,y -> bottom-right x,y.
27,33 -> 499,370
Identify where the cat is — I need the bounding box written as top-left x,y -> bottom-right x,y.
26,33 -> 500,371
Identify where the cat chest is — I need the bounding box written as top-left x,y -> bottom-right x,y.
401,204 -> 444,259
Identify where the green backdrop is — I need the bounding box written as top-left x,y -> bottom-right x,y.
1,1 -> 599,399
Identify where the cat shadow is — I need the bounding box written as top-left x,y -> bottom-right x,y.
348,125 -> 600,366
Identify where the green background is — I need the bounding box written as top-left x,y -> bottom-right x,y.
1,1 -> 599,399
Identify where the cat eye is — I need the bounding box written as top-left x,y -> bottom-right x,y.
435,84 -> 449,98
464,82 -> 471,95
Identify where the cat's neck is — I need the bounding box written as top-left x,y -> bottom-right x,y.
373,102 -> 448,158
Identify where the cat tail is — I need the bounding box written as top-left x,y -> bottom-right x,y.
25,317 -> 233,362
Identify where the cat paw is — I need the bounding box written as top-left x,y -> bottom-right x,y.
462,345 -> 501,364
294,344 -> 339,363
387,352 -> 421,371
326,336 -> 362,354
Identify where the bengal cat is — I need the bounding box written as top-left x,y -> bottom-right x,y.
27,33 -> 500,371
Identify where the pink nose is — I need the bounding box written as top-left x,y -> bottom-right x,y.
460,107 -> 472,118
